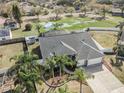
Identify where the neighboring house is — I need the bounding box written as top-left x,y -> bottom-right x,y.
0,29 -> 12,41
112,2 -> 124,17
112,8 -> 123,17
39,32 -> 104,67
4,19 -> 19,30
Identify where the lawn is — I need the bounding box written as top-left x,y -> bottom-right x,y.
12,24 -> 38,38
43,17 -> 117,31
12,17 -> 118,38
90,31 -> 117,48
0,43 -> 24,68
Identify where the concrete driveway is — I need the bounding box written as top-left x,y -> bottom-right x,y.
86,65 -> 124,93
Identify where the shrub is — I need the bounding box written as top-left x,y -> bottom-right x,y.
49,16 -> 61,21
79,14 -> 86,18
25,24 -> 32,31
42,9 -> 49,15
65,14 -> 73,17
2,13 -> 8,18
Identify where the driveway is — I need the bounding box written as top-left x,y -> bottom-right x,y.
86,65 -> 124,93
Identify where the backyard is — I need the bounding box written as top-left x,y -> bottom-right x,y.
90,31 -> 117,48
0,43 -> 23,68
89,31 -> 124,84
12,16 -> 118,38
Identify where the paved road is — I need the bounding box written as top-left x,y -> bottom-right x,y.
86,65 -> 124,93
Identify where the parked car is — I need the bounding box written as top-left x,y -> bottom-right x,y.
25,36 -> 38,45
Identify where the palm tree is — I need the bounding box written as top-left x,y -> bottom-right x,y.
9,53 -> 42,93
114,22 -> 124,63
54,55 -> 75,78
42,55 -> 76,90
73,68 -> 86,93
45,56 -> 57,80
115,22 -> 124,41
45,55 -> 75,80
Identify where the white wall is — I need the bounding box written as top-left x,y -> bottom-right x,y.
87,57 -> 102,66
0,29 -> 12,41
77,57 -> 102,67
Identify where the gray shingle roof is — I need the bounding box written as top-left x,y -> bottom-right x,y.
39,32 -> 103,61
0,29 -> 10,37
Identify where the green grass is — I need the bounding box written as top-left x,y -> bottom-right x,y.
12,23 -> 38,38
12,17 -> 118,38
62,20 -> 117,31
53,17 -> 91,23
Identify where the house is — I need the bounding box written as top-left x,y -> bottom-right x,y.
39,31 -> 104,67
4,19 -> 19,30
112,1 -> 124,17
0,29 -> 12,41
19,2 -> 35,16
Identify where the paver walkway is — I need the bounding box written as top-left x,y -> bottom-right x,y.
86,65 -> 124,93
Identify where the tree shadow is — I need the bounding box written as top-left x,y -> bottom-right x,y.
31,46 -> 42,59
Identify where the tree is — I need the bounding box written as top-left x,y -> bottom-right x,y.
36,23 -> 42,36
73,0 -> 84,10
67,7 -> 75,16
56,85 -> 72,93
53,6 -> 64,20
115,22 -> 124,41
73,68 -> 86,93
52,23 -> 63,31
45,56 -> 57,80
114,22 -> 124,62
81,6 -> 87,16
54,55 -> 75,78
101,6 -> 106,19
35,6 -> 41,20
9,53 -> 42,93
12,4 -> 22,28
42,55 -> 76,88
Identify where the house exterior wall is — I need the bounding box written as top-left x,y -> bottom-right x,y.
77,57 -> 102,67
0,29 -> 12,41
87,57 -> 103,66
5,24 -> 19,30
0,36 -> 11,40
